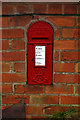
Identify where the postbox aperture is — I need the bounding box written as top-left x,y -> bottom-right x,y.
27,21 -> 53,85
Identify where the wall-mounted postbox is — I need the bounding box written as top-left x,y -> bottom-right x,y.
27,21 -> 53,84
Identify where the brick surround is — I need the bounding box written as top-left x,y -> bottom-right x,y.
1,2 -> 80,118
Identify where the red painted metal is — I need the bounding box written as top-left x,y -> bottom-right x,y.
27,21 -> 53,84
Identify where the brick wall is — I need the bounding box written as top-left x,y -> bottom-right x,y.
2,2 -> 80,118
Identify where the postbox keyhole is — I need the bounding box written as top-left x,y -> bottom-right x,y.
31,59 -> 33,61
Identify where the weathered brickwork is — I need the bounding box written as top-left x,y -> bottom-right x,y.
2,2 -> 80,118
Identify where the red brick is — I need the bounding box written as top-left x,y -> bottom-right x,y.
54,74 -> 80,83
64,4 -> 78,14
0,85 -> 1,92
16,4 -> 30,14
75,63 -> 80,72
54,63 -> 74,72
2,73 -> 26,83
75,85 -> 80,94
48,4 -> 62,14
0,29 -> 1,39
76,40 -> 80,50
2,17 -> 8,27
2,29 -> 24,39
26,116 -> 31,119
9,16 -> 32,27
12,40 -> 25,50
45,106 -> 70,115
0,73 -> 1,83
2,95 -> 20,104
62,29 -> 72,38
2,40 -> 9,50
0,18 -> 1,27
46,106 -> 80,115
14,85 -> 25,94
46,16 -> 74,26
33,4 -> 47,13
62,29 -> 80,38
2,51 -> 25,61
61,96 -> 80,104
25,85 -> 43,94
0,63 -> 1,73
33,15 -> 39,19
14,62 -> 25,72
2,84 -> 12,93
45,84 -> 74,94
0,52 -> 2,61
14,85 -> 44,94
2,63 -> 10,72
61,51 -> 80,61
2,95 -> 29,104
31,116 -> 47,119
54,51 -> 59,61
55,29 -> 60,38
0,41 -> 2,50
30,95 -> 59,104
76,16 -> 80,26
2,4 -> 15,15
25,106 -> 43,115
72,29 -> 80,38
54,40 -> 75,50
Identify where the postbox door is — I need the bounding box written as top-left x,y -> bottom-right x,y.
27,43 -> 53,84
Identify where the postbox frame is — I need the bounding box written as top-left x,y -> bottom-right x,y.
27,21 -> 54,85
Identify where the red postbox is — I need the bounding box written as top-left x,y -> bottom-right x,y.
27,21 -> 53,84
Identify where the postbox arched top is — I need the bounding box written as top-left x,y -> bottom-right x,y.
27,21 -> 54,44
